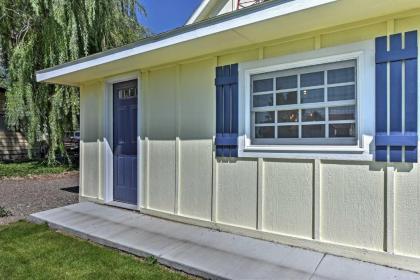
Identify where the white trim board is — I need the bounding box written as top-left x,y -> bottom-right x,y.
186,0 -> 214,25
36,0 -> 335,83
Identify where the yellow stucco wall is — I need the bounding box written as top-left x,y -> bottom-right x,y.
79,10 -> 420,271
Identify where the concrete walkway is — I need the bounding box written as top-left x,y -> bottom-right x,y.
29,202 -> 420,280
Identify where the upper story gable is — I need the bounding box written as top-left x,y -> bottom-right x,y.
187,0 -> 266,24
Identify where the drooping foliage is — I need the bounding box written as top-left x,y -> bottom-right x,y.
0,0 -> 147,164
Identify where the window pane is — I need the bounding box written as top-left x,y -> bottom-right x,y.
302,108 -> 325,122
255,126 -> 275,138
329,106 -> 356,121
276,91 -> 297,105
329,123 -> 356,137
253,94 -> 273,107
301,71 -> 324,87
328,67 -> 355,84
278,110 -> 298,123
255,112 -> 275,124
328,85 -> 355,101
250,60 -> 357,144
276,75 -> 297,90
301,88 -> 324,104
253,78 -> 273,93
278,126 -> 299,138
302,125 -> 325,138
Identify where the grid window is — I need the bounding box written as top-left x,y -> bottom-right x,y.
251,60 -> 357,145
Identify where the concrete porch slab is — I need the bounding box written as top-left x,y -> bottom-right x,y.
29,202 -> 420,280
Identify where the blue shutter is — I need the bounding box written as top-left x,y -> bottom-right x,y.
215,64 -> 239,157
375,31 -> 418,162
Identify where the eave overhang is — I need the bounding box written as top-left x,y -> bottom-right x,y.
36,0 -> 420,86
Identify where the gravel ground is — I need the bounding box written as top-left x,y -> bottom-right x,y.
0,172 -> 79,225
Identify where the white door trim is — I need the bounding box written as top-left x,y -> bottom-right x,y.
103,72 -> 142,209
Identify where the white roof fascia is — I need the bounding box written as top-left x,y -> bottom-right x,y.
186,0 -> 214,25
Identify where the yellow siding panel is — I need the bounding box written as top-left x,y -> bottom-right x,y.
80,83 -> 102,142
179,140 -> 213,220
321,22 -> 387,48
147,67 -> 176,139
320,162 -> 385,250
148,140 -> 176,213
264,38 -> 315,59
216,159 -> 258,229
395,164 -> 420,257
80,82 -> 103,200
395,15 -> 420,33
218,48 -> 259,66
179,59 -> 215,139
80,142 -> 99,198
262,159 -> 313,238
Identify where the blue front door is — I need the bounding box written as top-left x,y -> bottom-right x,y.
113,80 -> 138,205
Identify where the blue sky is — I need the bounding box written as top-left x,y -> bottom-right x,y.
138,0 -> 203,34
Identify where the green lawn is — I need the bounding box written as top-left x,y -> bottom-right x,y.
0,161 -> 76,178
0,222 -> 191,280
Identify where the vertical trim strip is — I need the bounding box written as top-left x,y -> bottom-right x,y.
175,137 -> 181,214
386,165 -> 395,253
313,159 -> 321,240
257,158 -> 264,230
145,137 -> 150,209
211,139 -> 218,222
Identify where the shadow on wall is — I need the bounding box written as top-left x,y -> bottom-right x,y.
323,160 -> 414,172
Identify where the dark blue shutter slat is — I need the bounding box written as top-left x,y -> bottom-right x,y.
376,133 -> 417,146
405,57 -> 418,162
223,66 -> 232,157
216,67 -> 224,157
375,31 -> 418,163
375,36 -> 388,162
390,34 -> 403,162
231,64 -> 239,157
405,31 -> 418,162
215,64 -> 239,157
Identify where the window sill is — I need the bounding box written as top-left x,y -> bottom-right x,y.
239,145 -> 373,161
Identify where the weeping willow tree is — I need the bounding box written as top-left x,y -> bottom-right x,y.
0,0 -> 147,164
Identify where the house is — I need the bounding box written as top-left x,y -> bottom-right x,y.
36,0 -> 420,273
0,87 -> 31,161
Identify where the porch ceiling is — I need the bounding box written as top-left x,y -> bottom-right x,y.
36,0 -> 420,86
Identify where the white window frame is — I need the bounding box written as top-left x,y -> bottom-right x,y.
238,40 -> 375,160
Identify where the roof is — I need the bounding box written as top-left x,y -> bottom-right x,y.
36,0 -> 420,86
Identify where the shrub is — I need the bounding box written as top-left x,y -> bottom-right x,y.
0,206 -> 11,218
